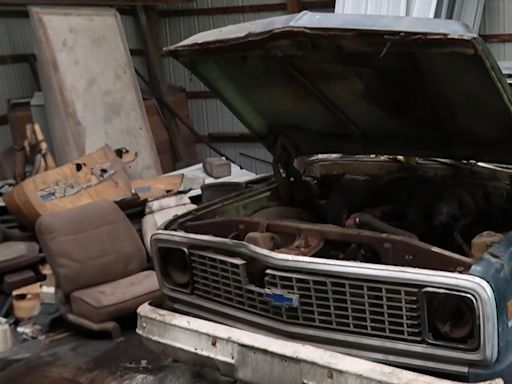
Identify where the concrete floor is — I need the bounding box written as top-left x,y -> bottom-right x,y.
0,331 -> 235,384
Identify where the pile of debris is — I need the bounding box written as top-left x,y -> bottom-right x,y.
0,132 -> 256,348
0,6 -> 260,351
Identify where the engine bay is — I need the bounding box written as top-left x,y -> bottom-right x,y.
174,158 -> 512,272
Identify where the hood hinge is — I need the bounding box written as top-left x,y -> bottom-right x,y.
272,138 -> 302,204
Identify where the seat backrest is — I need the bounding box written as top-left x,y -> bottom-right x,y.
36,200 -> 147,295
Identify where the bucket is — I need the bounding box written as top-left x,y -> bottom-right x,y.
0,318 -> 15,352
12,283 -> 41,319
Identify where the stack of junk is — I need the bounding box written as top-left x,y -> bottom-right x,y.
0,6 -> 258,350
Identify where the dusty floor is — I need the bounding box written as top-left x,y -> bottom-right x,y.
0,331 -> 235,384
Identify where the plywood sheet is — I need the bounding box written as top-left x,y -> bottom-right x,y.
29,7 -> 161,179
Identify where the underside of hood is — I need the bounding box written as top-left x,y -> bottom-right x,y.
167,11 -> 512,164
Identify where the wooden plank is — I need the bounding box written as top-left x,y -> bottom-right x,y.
0,9 -> 29,18
186,90 -> 216,99
137,5 -> 184,166
0,6 -> 135,18
0,50 -> 146,67
0,53 -> 36,65
0,0 -> 187,5
287,0 -> 302,13
482,34 -> 512,43
129,48 -> 146,56
160,1 -> 334,17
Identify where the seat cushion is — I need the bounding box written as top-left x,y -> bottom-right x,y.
36,200 -> 148,295
0,241 -> 40,273
70,270 -> 160,323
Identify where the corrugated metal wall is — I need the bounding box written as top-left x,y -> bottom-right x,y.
0,14 -> 35,154
481,0 -> 512,61
160,1 -> 290,174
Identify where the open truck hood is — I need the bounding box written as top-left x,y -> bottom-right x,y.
167,11 -> 512,164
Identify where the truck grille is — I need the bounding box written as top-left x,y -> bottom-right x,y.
190,250 -> 423,342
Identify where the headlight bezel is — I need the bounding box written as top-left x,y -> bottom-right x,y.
156,245 -> 193,292
421,288 -> 481,351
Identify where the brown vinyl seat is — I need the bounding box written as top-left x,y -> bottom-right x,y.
36,200 -> 161,337
0,241 -> 43,293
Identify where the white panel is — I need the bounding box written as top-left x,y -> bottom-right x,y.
411,0 -> 438,17
452,0 -> 486,31
367,0 -> 407,15
434,0 -> 453,18
30,7 -> 161,177
336,0 -> 406,16
406,0 -> 416,15
334,0 -> 345,13
343,0 -> 368,14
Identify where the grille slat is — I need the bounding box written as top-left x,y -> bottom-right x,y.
190,251 -> 423,342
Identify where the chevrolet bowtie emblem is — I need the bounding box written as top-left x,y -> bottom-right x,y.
263,289 -> 299,308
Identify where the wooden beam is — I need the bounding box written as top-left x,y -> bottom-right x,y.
160,1 -> 334,17
129,48 -> 146,56
143,6 -> 164,88
0,9 -> 29,18
287,0 -> 301,13
186,90 -> 216,99
482,34 -> 512,43
137,4 -> 185,166
0,50 -> 147,67
0,53 -> 36,65
160,3 -> 284,17
0,6 -> 136,18
27,53 -> 41,91
0,0 -> 187,5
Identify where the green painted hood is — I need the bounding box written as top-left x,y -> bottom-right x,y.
167,12 -> 512,164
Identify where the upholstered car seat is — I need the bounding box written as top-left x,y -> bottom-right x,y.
36,200 -> 160,337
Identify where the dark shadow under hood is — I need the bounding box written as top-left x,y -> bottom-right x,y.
167,11 -> 512,164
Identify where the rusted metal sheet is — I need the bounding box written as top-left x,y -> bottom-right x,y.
182,217 -> 473,272
29,6 -> 161,178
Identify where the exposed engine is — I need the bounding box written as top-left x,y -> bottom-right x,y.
298,171 -> 512,257
177,159 -> 512,272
